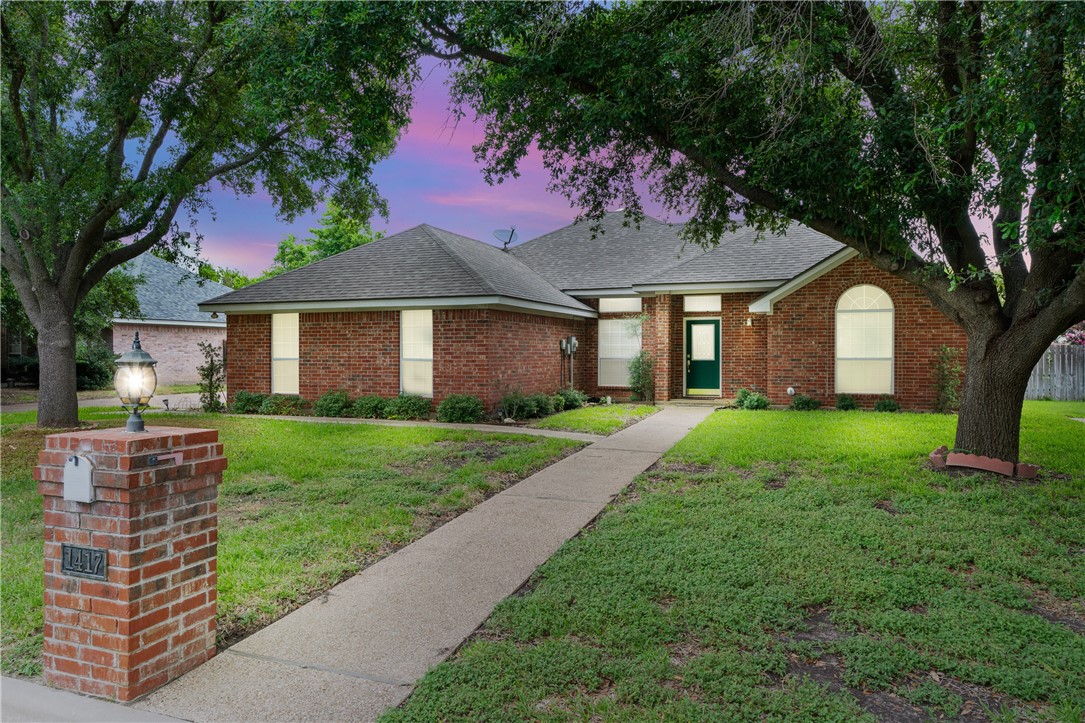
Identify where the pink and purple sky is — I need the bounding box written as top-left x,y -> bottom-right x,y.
196,62 -> 676,276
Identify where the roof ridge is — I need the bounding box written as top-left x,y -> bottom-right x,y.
417,224 -> 496,296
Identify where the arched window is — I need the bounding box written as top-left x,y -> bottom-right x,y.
835,285 -> 893,394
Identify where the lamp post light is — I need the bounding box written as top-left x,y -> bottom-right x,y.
114,332 -> 158,432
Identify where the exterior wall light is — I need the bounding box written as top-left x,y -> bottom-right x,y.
115,332 -> 158,432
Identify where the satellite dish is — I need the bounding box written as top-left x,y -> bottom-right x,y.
492,227 -> 518,251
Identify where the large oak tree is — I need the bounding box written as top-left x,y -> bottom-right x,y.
1,1 -> 416,427
421,0 -> 1085,462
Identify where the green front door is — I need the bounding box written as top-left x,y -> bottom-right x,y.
685,319 -> 721,396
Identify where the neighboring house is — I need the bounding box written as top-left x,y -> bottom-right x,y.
201,212 -> 966,411
108,254 -> 231,384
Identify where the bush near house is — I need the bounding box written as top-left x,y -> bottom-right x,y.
75,342 -> 115,391
231,391 -> 267,414
875,396 -> 902,413
933,345 -> 964,414
736,388 -> 770,410
384,394 -> 432,420
555,388 -> 589,410
353,395 -> 388,419
437,394 -> 487,423
258,394 -> 304,416
197,342 -> 226,413
628,350 -> 655,403
836,394 -> 858,411
789,394 -> 821,411
314,389 -> 353,417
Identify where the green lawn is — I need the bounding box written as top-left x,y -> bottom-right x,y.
0,408 -> 583,677
387,402 -> 1085,722
531,404 -> 659,435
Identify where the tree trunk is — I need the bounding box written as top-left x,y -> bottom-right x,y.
36,310 -> 80,428
954,325 -> 1046,464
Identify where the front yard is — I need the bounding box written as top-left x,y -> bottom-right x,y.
387,402 -> 1085,722
530,404 -> 659,435
0,408 -> 584,677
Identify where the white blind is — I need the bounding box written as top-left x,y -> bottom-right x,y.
598,318 -> 641,387
684,294 -> 722,312
835,286 -> 893,394
401,310 -> 433,397
271,313 -> 300,395
598,297 -> 642,313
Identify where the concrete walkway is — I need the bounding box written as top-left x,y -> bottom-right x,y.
128,406 -> 711,722
0,676 -> 179,722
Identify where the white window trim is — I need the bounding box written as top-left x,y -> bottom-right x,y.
683,294 -> 723,313
598,297 -> 643,313
834,286 -> 894,395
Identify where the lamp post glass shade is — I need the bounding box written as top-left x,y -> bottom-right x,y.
114,332 -> 158,432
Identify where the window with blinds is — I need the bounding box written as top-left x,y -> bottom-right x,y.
835,285 -> 893,394
271,313 -> 300,395
598,318 -> 641,387
400,309 -> 433,397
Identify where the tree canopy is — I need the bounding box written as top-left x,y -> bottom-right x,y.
258,203 -> 384,281
422,0 -> 1085,461
1,1 -> 418,425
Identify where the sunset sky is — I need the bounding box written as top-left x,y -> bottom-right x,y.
195,61 -> 676,276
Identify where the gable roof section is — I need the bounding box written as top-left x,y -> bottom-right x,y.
510,211 -> 687,292
748,246 -> 860,314
634,223 -> 846,291
200,224 -> 595,318
119,254 -> 230,325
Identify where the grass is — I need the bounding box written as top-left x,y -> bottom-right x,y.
387,402 -> 1085,722
0,408 -> 584,677
531,404 -> 659,435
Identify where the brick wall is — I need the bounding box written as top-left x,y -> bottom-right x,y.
224,315 -> 271,398
299,311 -> 400,400
35,427 -> 224,702
110,324 -> 225,385
225,308 -> 589,411
766,256 -> 967,409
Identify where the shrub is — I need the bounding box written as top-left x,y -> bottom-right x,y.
436,394 -> 486,423
384,394 -> 431,420
258,394 -> 304,415
528,393 -> 554,417
735,388 -> 751,407
836,394 -> 858,411
933,345 -> 964,413
314,390 -> 353,417
8,355 -> 39,385
874,396 -> 901,413
790,394 -> 821,411
75,341 -> 115,391
628,350 -> 656,402
353,395 -> 387,419
741,391 -> 770,410
196,342 -> 225,413
555,388 -> 588,410
231,391 -> 267,414
500,390 -> 532,420
551,394 -> 566,412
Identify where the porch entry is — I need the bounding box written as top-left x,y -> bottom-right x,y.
685,318 -> 721,396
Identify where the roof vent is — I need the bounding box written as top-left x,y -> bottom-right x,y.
492,227 -> 518,252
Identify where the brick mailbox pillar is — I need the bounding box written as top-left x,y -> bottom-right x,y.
34,427 -> 226,702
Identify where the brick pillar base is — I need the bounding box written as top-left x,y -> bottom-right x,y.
35,427 -> 226,702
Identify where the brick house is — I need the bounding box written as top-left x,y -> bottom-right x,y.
106,255 -> 230,384
202,213 -> 966,411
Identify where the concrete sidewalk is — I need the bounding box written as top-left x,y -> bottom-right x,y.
130,406 -> 711,722
0,676 -> 180,722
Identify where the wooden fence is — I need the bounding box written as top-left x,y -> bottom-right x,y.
1026,344 -> 1085,401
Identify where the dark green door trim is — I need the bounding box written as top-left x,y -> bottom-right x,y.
685,318 -> 721,395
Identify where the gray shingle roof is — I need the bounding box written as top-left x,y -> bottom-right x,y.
509,212 -> 687,290
200,224 -> 593,314
124,254 -> 230,324
638,222 -> 846,286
